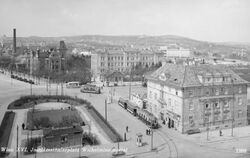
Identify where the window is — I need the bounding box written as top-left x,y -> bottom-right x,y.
61,135 -> 68,144
189,102 -> 194,110
189,116 -> 194,125
204,116 -> 209,124
239,87 -> 242,93
238,110 -> 243,118
215,88 -> 219,95
238,97 -> 242,105
214,102 -> 219,109
168,98 -> 171,107
188,90 -> 193,97
205,103 -> 210,109
221,87 -> 224,93
214,114 -> 220,121
224,88 -> 228,95
223,114 -> 229,120
205,88 -> 210,96
223,101 -> 229,108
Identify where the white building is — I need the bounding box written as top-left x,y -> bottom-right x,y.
160,44 -> 190,58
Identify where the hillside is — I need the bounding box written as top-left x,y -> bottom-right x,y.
1,35 -> 249,55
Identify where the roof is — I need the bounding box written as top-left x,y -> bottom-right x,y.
146,64 -> 248,88
230,66 -> 250,83
43,126 -> 83,137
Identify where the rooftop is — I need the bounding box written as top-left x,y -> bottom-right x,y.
147,64 -> 248,88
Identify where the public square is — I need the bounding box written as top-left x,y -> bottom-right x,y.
1,72 -> 250,158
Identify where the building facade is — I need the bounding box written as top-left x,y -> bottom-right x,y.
91,49 -> 164,82
160,44 -> 191,58
146,64 -> 248,133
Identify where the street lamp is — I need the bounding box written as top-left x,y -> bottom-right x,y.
150,127 -> 154,151
231,78 -> 235,137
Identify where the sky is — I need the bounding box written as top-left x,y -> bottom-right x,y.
0,0 -> 250,43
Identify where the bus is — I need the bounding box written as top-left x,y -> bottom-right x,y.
80,84 -> 101,94
66,82 -> 81,88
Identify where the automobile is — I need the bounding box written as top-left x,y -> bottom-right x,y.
186,129 -> 201,135
80,84 -> 101,94
66,81 -> 81,88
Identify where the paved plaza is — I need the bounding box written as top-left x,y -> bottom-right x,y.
1,73 -> 250,158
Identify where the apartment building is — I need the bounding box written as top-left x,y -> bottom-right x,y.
91,49 -> 164,82
146,64 -> 248,133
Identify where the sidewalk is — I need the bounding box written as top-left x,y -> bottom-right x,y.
70,88 -> 171,158
185,126 -> 250,144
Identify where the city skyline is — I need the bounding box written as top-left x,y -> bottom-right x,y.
0,0 -> 250,43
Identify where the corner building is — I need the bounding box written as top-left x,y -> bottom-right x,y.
146,64 -> 248,133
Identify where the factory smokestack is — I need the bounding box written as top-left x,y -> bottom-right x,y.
13,28 -> 16,54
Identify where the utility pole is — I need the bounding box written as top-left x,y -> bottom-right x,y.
231,78 -> 235,137
105,99 -> 107,121
129,69 -> 132,100
206,125 -> 209,141
61,82 -> 64,96
79,133 -> 82,158
30,49 -> 33,95
16,125 -> 18,158
151,128 -> 154,151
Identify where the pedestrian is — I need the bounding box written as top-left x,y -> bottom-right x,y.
126,126 -> 128,132
22,123 -> 25,130
220,130 -> 222,136
146,129 -> 148,135
148,129 -> 151,135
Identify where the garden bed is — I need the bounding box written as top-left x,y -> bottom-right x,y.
0,111 -> 15,156
8,95 -> 123,143
26,109 -> 84,130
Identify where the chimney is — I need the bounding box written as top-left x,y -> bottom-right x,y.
13,28 -> 16,54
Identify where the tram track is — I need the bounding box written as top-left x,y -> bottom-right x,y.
156,128 -> 179,158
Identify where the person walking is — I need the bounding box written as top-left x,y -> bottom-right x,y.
126,126 -> 129,132
219,130 -> 222,136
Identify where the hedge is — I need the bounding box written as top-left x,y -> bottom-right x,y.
8,95 -> 92,109
87,107 -> 123,142
0,111 -> 15,156
7,95 -> 123,142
